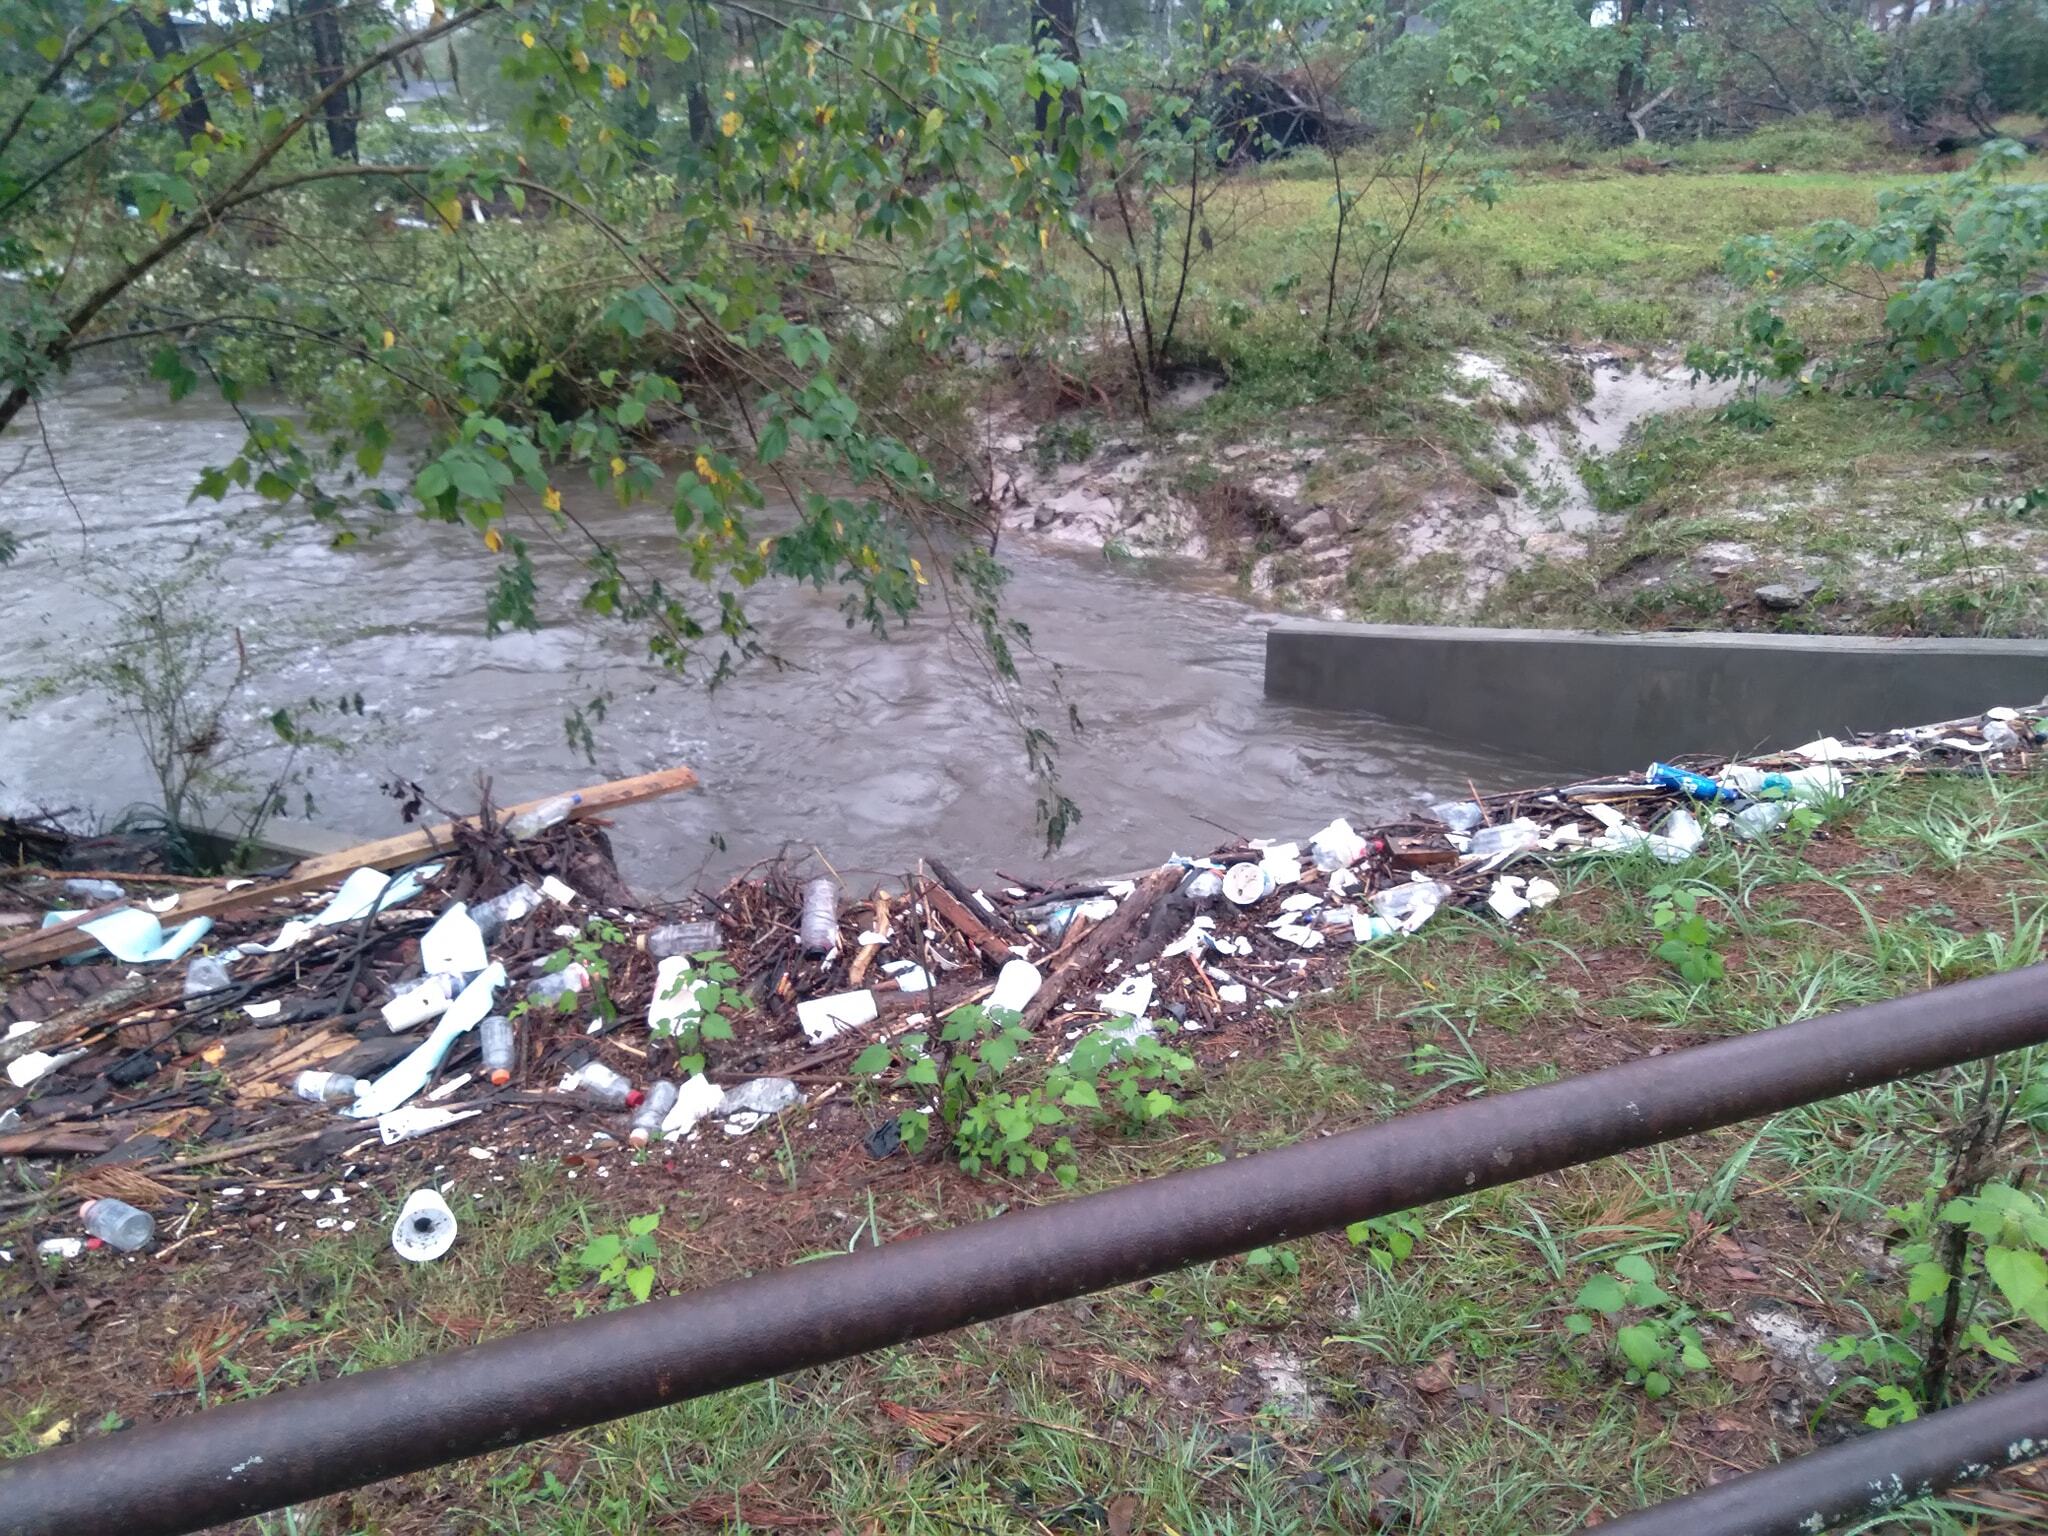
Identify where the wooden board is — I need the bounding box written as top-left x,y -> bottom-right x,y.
1,765 -> 698,974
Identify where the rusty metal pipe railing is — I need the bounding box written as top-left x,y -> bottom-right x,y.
3,964 -> 2046,1536
1597,1371 -> 2048,1536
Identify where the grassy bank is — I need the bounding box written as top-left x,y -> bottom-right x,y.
8,766 -> 2047,1532
1017,120 -> 2048,636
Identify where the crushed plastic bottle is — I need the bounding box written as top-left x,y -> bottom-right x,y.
1429,800 -> 1485,834
1466,818 -> 1544,859
1730,801 -> 1792,840
469,882 -> 542,942
628,1080 -> 679,1146
642,919 -> 723,959
79,1197 -> 154,1252
183,954 -> 232,998
62,877 -> 126,903
478,1016 -> 517,1087
573,1060 -> 633,1107
798,878 -> 840,954
1372,880 -> 1449,934
527,961 -> 591,1006
1309,817 -> 1369,872
293,1069 -> 362,1104
382,971 -> 465,1032
504,793 -> 582,841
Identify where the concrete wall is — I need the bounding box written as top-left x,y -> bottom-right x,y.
1265,623 -> 2048,771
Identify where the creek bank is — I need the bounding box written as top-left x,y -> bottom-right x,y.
985,347 -> 2048,636
2,702 -> 2038,1268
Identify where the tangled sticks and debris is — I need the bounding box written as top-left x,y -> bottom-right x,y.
0,707 -> 2039,1262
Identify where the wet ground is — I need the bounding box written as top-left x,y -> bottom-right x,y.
0,383 -> 1559,894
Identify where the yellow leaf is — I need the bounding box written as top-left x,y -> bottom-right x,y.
720,110 -> 741,137
520,28 -> 535,46
911,557 -> 927,586
943,289 -> 960,314
431,192 -> 463,233
1010,154 -> 1026,173
381,328 -> 395,350
757,536 -> 775,558
610,456 -> 627,478
543,485 -> 562,512
571,47 -> 589,70
34,1420 -> 70,1449
924,106 -> 944,135
694,453 -> 717,483
484,526 -> 504,553
740,215 -> 755,238
607,63 -> 628,88
557,112 -> 573,134
1039,225 -> 1049,250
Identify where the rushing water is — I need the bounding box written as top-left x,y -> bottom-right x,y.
0,382 -> 1559,895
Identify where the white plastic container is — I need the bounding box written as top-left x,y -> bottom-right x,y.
987,959 -> 1043,1015
391,1188 -> 457,1262
382,972 -> 465,1033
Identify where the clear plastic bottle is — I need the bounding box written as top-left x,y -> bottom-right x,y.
628,1080 -> 679,1146
798,878 -> 839,954
469,882 -> 541,942
642,919 -> 723,959
478,1016 -> 517,1087
79,1197 -> 154,1252
505,794 -> 582,841
1467,819 -> 1543,858
527,962 -> 591,1006
294,1069 -> 362,1104
575,1060 -> 633,1107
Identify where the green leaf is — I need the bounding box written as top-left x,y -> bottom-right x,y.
1614,1254 -> 1657,1285
1061,1080 -> 1100,1109
1907,1260 -> 1951,1305
1616,1324 -> 1666,1373
1574,1275 -> 1627,1315
617,398 -> 647,428
416,462 -> 451,500
851,1043 -> 893,1075
1564,1313 -> 1594,1336
577,1234 -> 623,1269
624,1266 -> 655,1303
904,1058 -> 940,1087
758,418 -> 789,464
626,1213 -> 660,1237
1641,1369 -> 1672,1399
1984,1245 -> 2048,1328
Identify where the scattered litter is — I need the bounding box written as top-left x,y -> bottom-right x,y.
1309,818 -> 1368,872
37,1237 -> 84,1261
662,1074 -> 725,1140
1222,862 -> 1272,906
1099,974 -> 1154,1018
378,1105 -> 484,1145
420,903 -> 489,977
44,905 -> 212,964
720,1076 -> 801,1135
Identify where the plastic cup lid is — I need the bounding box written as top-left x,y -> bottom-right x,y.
1221,862 -> 1270,906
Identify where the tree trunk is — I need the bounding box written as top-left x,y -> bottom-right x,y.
133,9 -> 212,146
302,0 -> 358,161
1614,0 -> 1646,119
1031,0 -> 1081,139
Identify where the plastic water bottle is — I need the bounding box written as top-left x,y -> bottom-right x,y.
470,882 -> 541,942
575,1060 -> 633,1107
798,879 -> 839,954
293,1069 -> 361,1104
642,920 -> 723,959
1467,819 -> 1543,858
505,794 -> 581,840
527,962 -> 591,1006
628,1080 -> 679,1146
79,1198 -> 154,1252
478,1016 -> 516,1087
1649,762 -> 1740,802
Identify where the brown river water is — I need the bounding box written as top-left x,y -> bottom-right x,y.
0,383 -> 1559,896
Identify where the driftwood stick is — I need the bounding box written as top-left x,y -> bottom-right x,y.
1021,865 -> 1181,1034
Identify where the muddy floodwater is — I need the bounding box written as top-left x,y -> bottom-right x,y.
0,384 -> 1563,894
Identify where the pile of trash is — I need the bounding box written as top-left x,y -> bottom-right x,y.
0,706 -> 2037,1263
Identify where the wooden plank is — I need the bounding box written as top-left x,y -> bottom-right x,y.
1,765 -> 697,974
1022,864 -> 1182,1034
